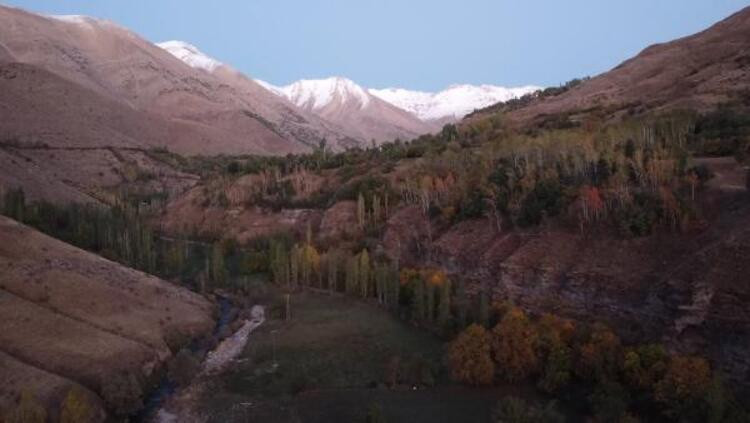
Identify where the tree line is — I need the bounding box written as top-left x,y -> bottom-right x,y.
448,305 -> 748,423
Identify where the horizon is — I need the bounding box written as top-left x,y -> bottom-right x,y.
2,1 -> 750,91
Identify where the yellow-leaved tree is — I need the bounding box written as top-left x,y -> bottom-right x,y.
447,324 -> 495,385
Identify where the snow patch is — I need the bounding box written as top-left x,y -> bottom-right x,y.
369,84 -> 541,121
156,40 -> 222,73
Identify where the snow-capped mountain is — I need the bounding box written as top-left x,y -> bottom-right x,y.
369,84 -> 541,121
156,38 -> 535,142
257,77 -> 439,142
157,40 -> 222,72
258,77 -> 371,111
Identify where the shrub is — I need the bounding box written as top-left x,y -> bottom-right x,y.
100,372 -> 143,416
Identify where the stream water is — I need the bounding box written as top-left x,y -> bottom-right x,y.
132,296 -> 234,422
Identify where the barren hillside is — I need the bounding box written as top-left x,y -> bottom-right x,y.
0,216 -> 215,416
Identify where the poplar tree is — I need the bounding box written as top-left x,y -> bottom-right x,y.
327,250 -> 338,292
345,254 -> 359,295
438,277 -> 452,330
357,192 -> 366,229
359,249 -> 371,298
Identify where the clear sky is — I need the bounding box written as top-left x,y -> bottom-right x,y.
3,0 -> 750,91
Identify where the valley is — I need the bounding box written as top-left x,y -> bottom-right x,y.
1,2 -> 750,423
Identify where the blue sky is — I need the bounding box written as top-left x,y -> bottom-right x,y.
4,0 -> 750,91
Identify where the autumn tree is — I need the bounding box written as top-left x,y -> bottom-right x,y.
60,386 -> 98,423
5,390 -> 47,423
345,254 -> 359,295
491,307 -> 540,382
447,324 -> 495,385
575,323 -> 622,383
654,355 -> 712,420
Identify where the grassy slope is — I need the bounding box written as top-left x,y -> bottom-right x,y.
197,291 -> 548,423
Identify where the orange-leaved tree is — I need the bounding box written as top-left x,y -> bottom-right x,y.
491,307 -> 540,382
447,324 -> 495,385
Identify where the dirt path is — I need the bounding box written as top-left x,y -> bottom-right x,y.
153,305 -> 265,423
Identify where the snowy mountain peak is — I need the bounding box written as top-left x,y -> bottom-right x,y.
156,40 -> 222,72
283,77 -> 371,110
369,84 -> 541,121
260,77 -> 372,110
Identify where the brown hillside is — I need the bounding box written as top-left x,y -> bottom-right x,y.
0,216 -> 215,415
476,6 -> 750,126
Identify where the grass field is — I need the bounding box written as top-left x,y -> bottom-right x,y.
196,290 -> 551,423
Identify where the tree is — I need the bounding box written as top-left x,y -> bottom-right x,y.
622,344 -> 668,392
290,244 -> 300,287
359,249 -> 371,298
60,386 -> 98,423
654,355 -> 712,420
327,250 -> 339,292
437,277 -> 452,330
576,324 -> 621,383
357,192 -> 367,229
478,291 -> 490,327
345,254 -> 359,295
491,307 -> 539,382
5,390 -> 47,423
589,381 -> 632,422
210,242 -> 226,286
447,324 -> 495,385
411,276 -> 425,321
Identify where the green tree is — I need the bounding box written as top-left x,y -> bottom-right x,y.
357,192 -> 367,229
210,242 -> 226,286
438,277 -> 452,330
411,277 -> 425,321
